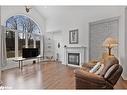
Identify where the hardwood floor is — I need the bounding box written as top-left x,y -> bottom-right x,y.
1,62 -> 76,89
1,62 -> 127,89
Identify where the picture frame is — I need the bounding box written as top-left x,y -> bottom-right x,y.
69,29 -> 78,44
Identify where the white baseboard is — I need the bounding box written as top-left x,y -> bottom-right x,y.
122,74 -> 127,80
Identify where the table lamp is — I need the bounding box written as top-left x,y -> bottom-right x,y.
103,37 -> 118,55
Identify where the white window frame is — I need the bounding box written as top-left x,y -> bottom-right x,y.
6,27 -> 41,59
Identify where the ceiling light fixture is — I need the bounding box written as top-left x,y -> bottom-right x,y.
25,6 -> 32,13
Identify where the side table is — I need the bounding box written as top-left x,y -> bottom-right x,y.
13,57 -> 26,69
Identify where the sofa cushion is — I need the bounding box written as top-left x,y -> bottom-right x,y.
89,62 -> 101,73
100,56 -> 119,77
104,64 -> 119,79
95,64 -> 104,75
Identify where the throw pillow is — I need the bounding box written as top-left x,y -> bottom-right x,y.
95,63 -> 104,75
89,62 -> 101,73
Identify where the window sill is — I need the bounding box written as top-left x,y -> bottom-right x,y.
7,57 -> 16,61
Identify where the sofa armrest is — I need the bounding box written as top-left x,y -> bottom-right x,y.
82,61 -> 98,69
89,60 -> 99,63
74,69 -> 106,85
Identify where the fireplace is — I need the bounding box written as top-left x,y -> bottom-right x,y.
64,46 -> 86,67
68,53 -> 80,65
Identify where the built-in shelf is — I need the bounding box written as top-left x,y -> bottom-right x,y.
44,37 -> 54,58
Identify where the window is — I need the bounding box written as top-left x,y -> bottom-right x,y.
36,36 -> 41,54
28,33 -> 34,48
6,15 -> 41,58
18,32 -> 25,57
6,15 -> 40,34
6,30 -> 15,58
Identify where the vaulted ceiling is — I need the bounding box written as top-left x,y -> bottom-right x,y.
34,6 -> 124,20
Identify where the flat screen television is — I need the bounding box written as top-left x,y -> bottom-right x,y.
22,48 -> 39,58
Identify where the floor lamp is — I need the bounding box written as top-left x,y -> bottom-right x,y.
103,37 -> 118,56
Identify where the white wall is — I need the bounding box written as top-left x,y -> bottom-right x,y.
52,31 -> 63,61
0,6 -> 1,80
46,6 -> 127,80
0,6 -> 1,25
124,7 -> 127,80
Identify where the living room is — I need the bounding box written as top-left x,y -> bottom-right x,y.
0,5 -> 127,91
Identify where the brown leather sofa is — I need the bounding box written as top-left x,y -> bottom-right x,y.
74,56 -> 123,89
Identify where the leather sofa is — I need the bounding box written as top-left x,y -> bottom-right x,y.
74,56 -> 123,89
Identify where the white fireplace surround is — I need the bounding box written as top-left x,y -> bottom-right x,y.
64,46 -> 86,67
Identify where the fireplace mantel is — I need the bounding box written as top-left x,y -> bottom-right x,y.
65,46 -> 86,48
64,46 -> 86,67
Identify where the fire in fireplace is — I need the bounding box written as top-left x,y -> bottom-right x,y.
68,53 -> 80,66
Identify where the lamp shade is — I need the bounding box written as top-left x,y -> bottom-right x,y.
103,37 -> 118,48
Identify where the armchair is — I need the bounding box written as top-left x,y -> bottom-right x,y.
74,56 -> 123,89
